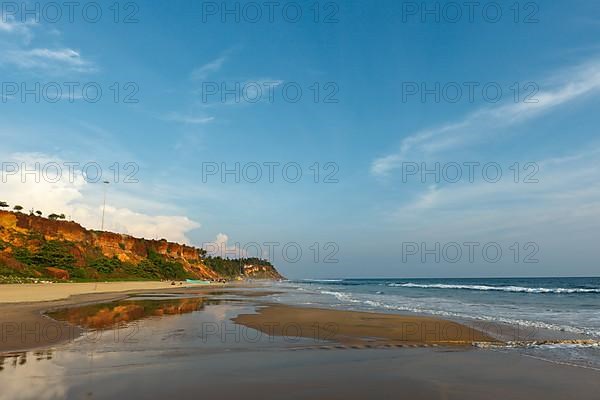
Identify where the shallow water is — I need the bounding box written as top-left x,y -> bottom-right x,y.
0,293 -> 327,400
272,278 -> 600,369
2,288 -> 600,399
2,334 -> 599,400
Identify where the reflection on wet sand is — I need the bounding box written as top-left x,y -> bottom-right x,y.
47,297 -> 208,330
3,291 -> 600,400
0,350 -> 53,372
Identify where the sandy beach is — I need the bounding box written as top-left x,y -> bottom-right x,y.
233,304 -> 499,346
0,283 -> 494,353
0,282 -> 219,352
0,281 -> 202,303
1,284 -> 599,400
1,284 -> 600,399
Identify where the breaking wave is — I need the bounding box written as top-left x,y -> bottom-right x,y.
389,283 -> 600,294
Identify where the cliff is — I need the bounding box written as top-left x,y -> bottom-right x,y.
0,210 -> 284,282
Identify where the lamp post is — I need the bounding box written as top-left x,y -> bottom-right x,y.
101,181 -> 110,230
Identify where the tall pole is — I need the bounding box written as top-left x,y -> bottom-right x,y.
101,181 -> 109,230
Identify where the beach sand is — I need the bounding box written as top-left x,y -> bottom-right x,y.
0,282 -> 219,352
1,286 -> 497,353
233,304 -> 499,346
0,281 -> 197,303
1,285 -> 600,399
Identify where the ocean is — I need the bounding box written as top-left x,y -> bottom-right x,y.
272,277 -> 600,369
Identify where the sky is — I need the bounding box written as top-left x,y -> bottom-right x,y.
1,0 -> 600,279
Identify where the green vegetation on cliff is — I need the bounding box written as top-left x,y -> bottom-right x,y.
204,256 -> 275,278
0,210 -> 283,283
4,239 -> 190,282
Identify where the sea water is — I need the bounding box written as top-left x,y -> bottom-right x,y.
273,277 -> 600,369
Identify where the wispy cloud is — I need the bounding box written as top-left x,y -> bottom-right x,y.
164,112 -> 215,125
196,78 -> 285,107
0,16 -> 36,44
2,48 -> 96,73
389,145 -> 600,240
0,17 -> 94,75
371,60 -> 600,176
191,55 -> 227,80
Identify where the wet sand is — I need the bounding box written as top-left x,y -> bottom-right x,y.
42,348 -> 596,400
1,286 -> 600,399
233,304 -> 499,346
1,292 -> 135,353
0,285 -> 223,353
1,289 -> 498,353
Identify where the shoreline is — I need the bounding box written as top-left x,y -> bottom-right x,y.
3,284 -> 600,399
1,283 -> 499,354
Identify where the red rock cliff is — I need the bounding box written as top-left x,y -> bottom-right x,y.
0,210 -> 282,281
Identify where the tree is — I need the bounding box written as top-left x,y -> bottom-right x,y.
59,214 -> 66,220
0,201 -> 8,208
13,205 -> 23,212
35,211 -> 42,217
48,214 -> 60,220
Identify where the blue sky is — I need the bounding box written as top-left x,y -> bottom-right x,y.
1,1 -> 600,278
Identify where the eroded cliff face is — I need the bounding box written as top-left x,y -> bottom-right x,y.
0,210 -> 283,281
243,264 -> 284,279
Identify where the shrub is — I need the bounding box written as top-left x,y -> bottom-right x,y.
89,256 -> 122,275
31,241 -> 76,270
142,250 -> 190,280
13,247 -> 34,265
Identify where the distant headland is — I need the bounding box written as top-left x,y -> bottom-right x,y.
0,208 -> 283,284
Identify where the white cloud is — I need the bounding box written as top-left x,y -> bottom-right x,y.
389,146 -> 600,240
240,78 -> 284,102
0,17 -> 94,75
215,232 -> 229,248
86,205 -> 200,244
164,112 -> 215,124
191,56 -> 226,80
0,16 -> 36,44
2,48 -> 96,73
203,233 -> 234,257
196,78 -> 284,106
203,233 -> 260,258
371,60 -> 600,176
0,153 -> 200,244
